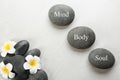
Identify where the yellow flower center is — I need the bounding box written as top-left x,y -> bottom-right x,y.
4,43 -> 11,51
29,60 -> 38,68
2,67 -> 10,75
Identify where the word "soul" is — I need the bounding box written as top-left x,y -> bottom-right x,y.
95,55 -> 108,61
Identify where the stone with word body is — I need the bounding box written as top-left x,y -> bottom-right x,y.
67,26 -> 95,49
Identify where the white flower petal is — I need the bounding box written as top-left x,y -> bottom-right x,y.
8,48 -> 15,54
11,41 -> 16,46
1,47 -> 4,52
0,62 -> 5,68
34,56 -> 40,62
37,64 -> 41,70
30,69 -> 37,74
6,41 -> 11,43
0,68 -> 4,75
25,55 -> 33,61
1,52 -> 7,57
23,62 -> 30,70
9,72 -> 15,78
6,63 -> 13,71
2,74 -> 8,79
0,68 -> 2,74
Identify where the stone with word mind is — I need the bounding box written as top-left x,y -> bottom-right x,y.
49,4 -> 75,26
67,26 -> 95,49
89,48 -> 115,69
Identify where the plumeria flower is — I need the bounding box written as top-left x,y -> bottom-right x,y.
23,55 -> 41,74
0,41 -> 16,57
0,62 -> 15,79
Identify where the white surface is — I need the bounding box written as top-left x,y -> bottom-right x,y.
0,0 -> 120,80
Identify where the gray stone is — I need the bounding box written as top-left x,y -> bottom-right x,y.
0,40 -> 47,80
89,48 -> 115,69
12,71 -> 29,80
4,55 -> 27,74
49,4 -> 75,26
15,40 -> 29,55
4,55 -> 30,80
67,26 -> 95,49
0,55 -> 3,62
27,70 -> 48,80
25,49 -> 41,57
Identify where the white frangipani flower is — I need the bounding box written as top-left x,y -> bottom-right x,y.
0,41 -> 16,57
0,62 -> 15,79
23,55 -> 41,74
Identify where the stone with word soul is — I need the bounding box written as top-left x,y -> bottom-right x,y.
49,4 -> 75,26
89,48 -> 115,69
67,26 -> 95,49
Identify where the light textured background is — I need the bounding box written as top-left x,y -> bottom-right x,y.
0,0 -> 120,80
